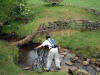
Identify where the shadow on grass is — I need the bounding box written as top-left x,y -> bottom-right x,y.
43,4 -> 65,7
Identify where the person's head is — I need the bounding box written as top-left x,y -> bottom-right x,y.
46,34 -> 50,39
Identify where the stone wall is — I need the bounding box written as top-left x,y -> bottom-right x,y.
37,19 -> 100,35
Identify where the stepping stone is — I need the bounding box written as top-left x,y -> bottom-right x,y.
76,69 -> 91,75
71,66 -> 78,71
23,67 -> 31,70
83,61 -> 89,66
65,61 -> 73,66
59,66 -> 68,72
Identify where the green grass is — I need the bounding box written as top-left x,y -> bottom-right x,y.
27,0 -> 100,11
50,30 -> 100,57
0,40 -> 22,75
62,0 -> 100,11
2,5 -> 100,36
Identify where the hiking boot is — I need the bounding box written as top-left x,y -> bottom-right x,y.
56,67 -> 61,70
44,68 -> 50,72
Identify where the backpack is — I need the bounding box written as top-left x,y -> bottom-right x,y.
48,38 -> 57,48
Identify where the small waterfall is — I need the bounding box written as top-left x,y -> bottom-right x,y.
26,50 -> 38,66
26,49 -> 48,72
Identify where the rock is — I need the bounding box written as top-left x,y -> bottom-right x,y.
71,54 -> 76,58
60,55 -> 64,58
0,22 -> 3,26
63,49 -> 69,52
60,66 -> 68,72
23,66 -> 31,70
87,58 -> 90,62
76,69 -> 91,75
71,66 -> 78,71
72,56 -> 78,61
65,61 -> 73,66
60,52 -> 67,56
95,67 -> 100,71
59,50 -> 63,53
95,60 -> 100,67
50,68 -> 55,72
90,59 -> 96,64
83,61 -> 89,66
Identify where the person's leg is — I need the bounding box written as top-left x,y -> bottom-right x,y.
46,50 -> 54,70
54,48 -> 60,69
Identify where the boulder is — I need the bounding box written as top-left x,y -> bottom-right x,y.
60,55 -> 64,58
90,59 -> 96,64
71,54 -> 76,59
95,61 -> 100,67
72,56 -> 78,61
59,66 -> 68,72
83,61 -> 89,66
76,69 -> 91,75
60,52 -> 67,56
87,58 -> 90,62
71,66 -> 78,71
65,61 -> 73,66
50,68 -> 55,72
95,67 -> 100,71
63,49 -> 69,52
23,66 -> 31,70
59,49 -> 63,53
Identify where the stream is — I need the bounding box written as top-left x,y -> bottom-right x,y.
18,46 -> 100,75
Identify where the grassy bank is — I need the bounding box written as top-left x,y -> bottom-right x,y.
0,40 -> 69,75
0,40 -> 21,75
51,30 -> 100,58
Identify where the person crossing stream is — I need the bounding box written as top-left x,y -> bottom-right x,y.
33,34 -> 61,72
17,35 -> 100,75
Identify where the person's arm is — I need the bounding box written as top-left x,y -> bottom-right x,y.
36,45 -> 42,49
33,44 -> 42,51
34,40 -> 47,51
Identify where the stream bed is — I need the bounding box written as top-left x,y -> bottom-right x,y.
18,47 -> 100,75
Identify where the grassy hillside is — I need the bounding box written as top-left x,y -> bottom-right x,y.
51,31 -> 100,57
28,0 -> 100,11
1,0 -> 100,57
0,0 -> 100,75
1,3 -> 100,36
